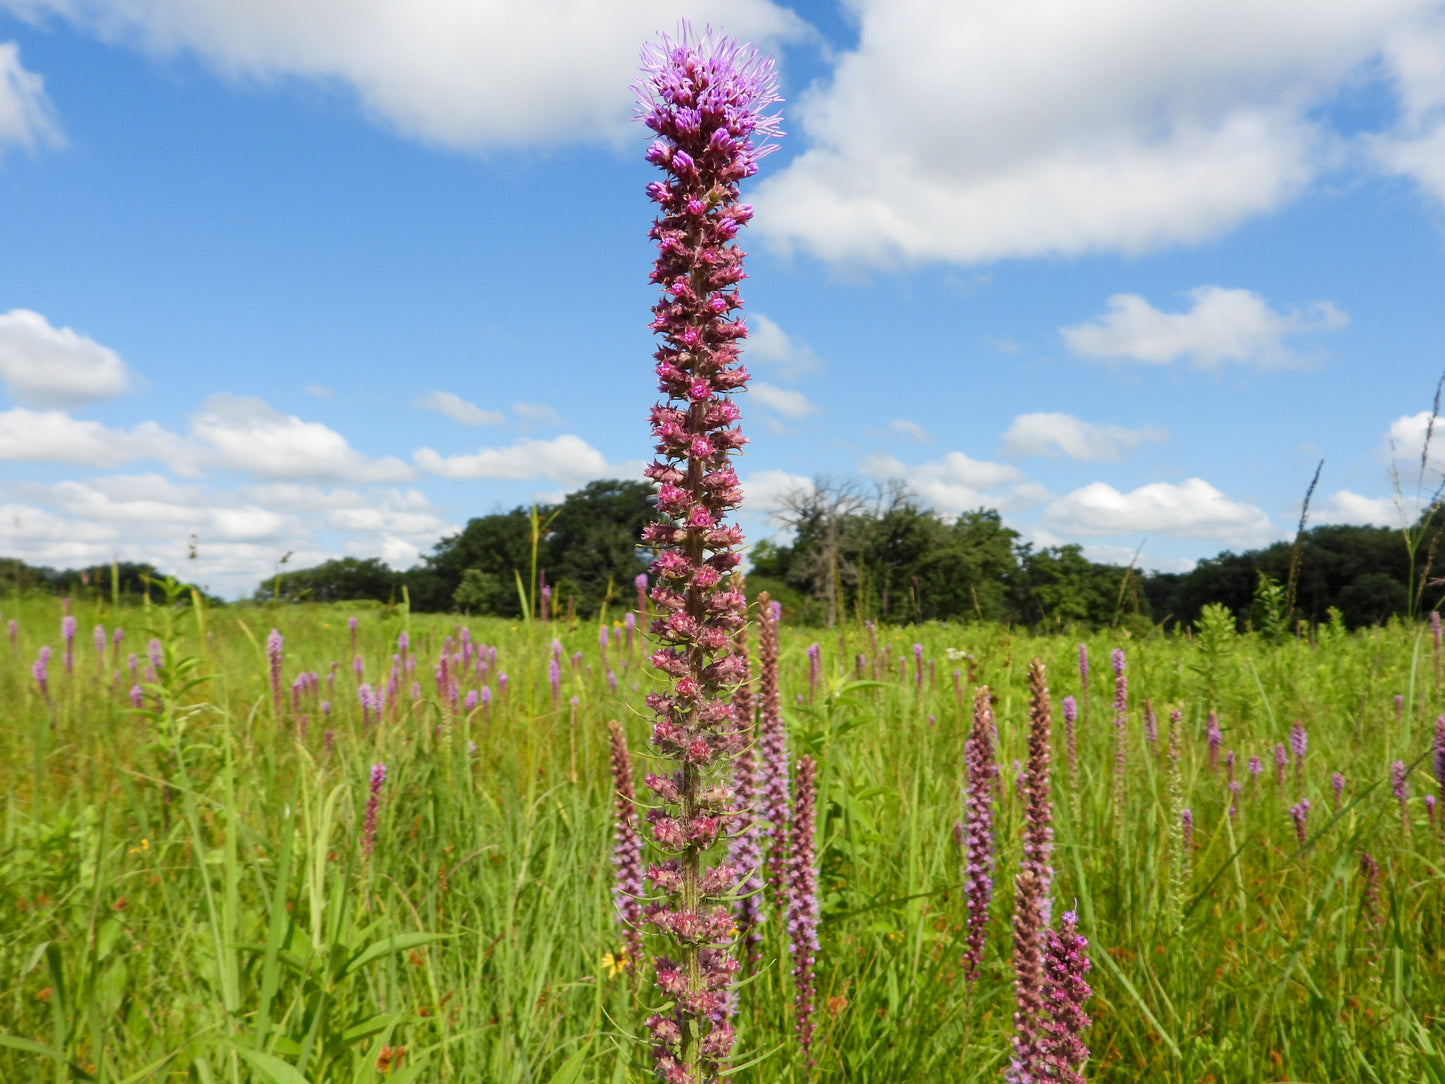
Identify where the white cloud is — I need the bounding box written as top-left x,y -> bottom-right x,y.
0,309 -> 138,407
1002,411 -> 1167,461
861,450 -> 1038,515
742,468 -> 814,517
11,1 -> 801,151
414,389 -> 504,426
1043,477 -> 1274,545
891,418 -> 930,442
1060,286 -> 1347,369
414,434 -> 641,486
1386,410 -> 1445,474
1315,489 -> 1416,528
0,407 -> 194,470
746,314 -> 824,381
0,473 -> 458,598
749,381 -> 820,419
0,41 -> 62,156
753,0 -> 1430,267
190,394 -> 413,482
1368,8 -> 1445,205
512,400 -> 562,427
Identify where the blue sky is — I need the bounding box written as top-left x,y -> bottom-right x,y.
1,0 -> 1444,598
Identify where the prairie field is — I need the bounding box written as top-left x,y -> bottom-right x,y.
1,590 -> 1443,1083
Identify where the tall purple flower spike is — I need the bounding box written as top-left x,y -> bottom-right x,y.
1009,659 -> 1054,1084
1039,909 -> 1093,1084
788,756 -> 820,1062
609,720 -> 645,971
633,24 -> 781,1084
961,686 -> 998,983
362,762 -> 386,859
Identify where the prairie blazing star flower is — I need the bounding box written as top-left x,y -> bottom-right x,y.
1248,755 -> 1263,783
1206,712 -> 1222,767
1009,659 -> 1055,1084
1392,759 -> 1411,837
633,24 -> 781,1083
61,614 -> 75,673
33,646 -> 51,702
362,763 -> 386,858
1040,909 -> 1093,1084
788,756 -> 820,1061
1331,771 -> 1345,811
1181,808 -> 1194,852
1061,694 -> 1079,823
961,686 -> 999,983
1142,697 -> 1157,746
807,642 -> 821,702
267,629 -> 283,720
93,625 -> 105,669
609,720 -> 645,971
1434,714 -> 1445,800
1290,720 -> 1307,790
1274,743 -> 1289,789
1289,798 -> 1311,846
1111,649 -> 1126,836
129,684 -> 143,709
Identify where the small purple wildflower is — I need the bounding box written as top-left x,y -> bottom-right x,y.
1289,798 -> 1311,846
1290,720 -> 1307,790
1392,759 -> 1411,836
1274,743 -> 1289,789
1061,694 -> 1079,822
1206,712 -> 1222,767
1331,771 -> 1345,811
61,614 -> 75,674
1248,755 -> 1263,784
608,720 -> 645,971
1110,649 -> 1126,835
267,629 -> 283,720
913,642 -> 924,693
961,686 -> 999,983
807,642 -> 821,702
128,684 -> 143,709
1142,698 -> 1157,746
788,756 -> 820,1061
361,763 -> 386,858
32,646 -> 50,702
1434,714 -> 1445,802
548,657 -> 562,706
1039,909 -> 1093,1084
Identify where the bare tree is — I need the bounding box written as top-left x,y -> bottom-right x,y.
770,474 -> 874,627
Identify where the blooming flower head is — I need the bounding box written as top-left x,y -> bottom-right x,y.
634,24 -> 781,1083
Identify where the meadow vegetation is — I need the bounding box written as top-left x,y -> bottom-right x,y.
1,586 -> 1442,1082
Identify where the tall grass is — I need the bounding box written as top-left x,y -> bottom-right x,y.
1,592 -> 1442,1082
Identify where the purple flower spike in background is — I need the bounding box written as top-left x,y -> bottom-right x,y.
807,641 -> 821,702
93,624 -> 105,670
7,618 -> 17,647
1206,712 -> 1222,767
1289,798 -> 1311,846
1274,743 -> 1289,790
633,25 -> 781,1083
962,686 -> 999,984
1394,693 -> 1404,726
1331,771 -> 1345,811
61,614 -> 75,674
33,646 -> 51,703
788,756 -> 820,1062
1248,755 -> 1263,784
1110,648 -> 1127,834
362,762 -> 386,859
267,629 -> 284,721
1142,698 -> 1157,746
128,684 -> 142,709
1290,720 -> 1307,790
1040,909 -> 1093,1084
1181,808 -> 1194,852
635,573 -> 649,618
1061,694 -> 1080,822
1392,759 -> 1411,837
1434,714 -> 1445,802
609,720 -> 645,972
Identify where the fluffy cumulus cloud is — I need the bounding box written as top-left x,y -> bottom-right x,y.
6,0 -> 800,149
0,309 -> 138,407
1385,410 -> 1445,472
414,389 -> 504,426
0,41 -> 61,156
861,450 -> 1043,515
1314,489 -> 1415,528
1043,477 -> 1275,545
746,314 -> 824,381
414,434 -> 641,486
0,473 -> 457,598
749,381 -> 820,419
1060,286 -> 1348,369
753,0 -> 1439,267
1002,412 -> 1168,461
190,394 -> 413,481
0,407 -> 194,470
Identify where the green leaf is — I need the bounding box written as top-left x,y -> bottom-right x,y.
338,932 -> 455,980
549,1049 -> 589,1084
233,1045 -> 312,1084
0,1033 -> 61,1059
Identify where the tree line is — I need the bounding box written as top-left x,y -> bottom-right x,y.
3,476 -> 1438,630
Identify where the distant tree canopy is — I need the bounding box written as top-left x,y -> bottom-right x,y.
269,479 -> 658,618
1,475 -> 1421,630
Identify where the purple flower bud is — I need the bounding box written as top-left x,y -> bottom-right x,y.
1289,798 -> 1311,845
32,645 -> 51,701
362,762 -> 386,858
128,684 -> 143,708
1248,755 -> 1263,782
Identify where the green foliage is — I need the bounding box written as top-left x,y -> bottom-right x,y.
258,557 -> 404,604
1,596 -> 1442,1082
